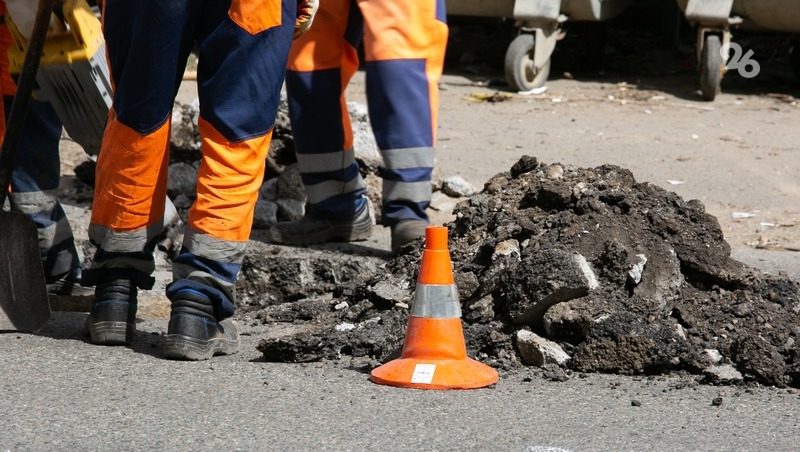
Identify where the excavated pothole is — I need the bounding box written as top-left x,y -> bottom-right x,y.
244,156 -> 800,387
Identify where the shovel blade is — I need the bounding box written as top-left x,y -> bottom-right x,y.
0,211 -> 50,332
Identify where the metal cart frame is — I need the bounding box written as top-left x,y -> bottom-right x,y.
447,0 -> 634,91
678,0 -> 800,100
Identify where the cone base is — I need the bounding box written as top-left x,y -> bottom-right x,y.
370,357 -> 499,390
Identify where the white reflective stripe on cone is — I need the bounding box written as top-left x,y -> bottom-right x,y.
410,284 -> 461,318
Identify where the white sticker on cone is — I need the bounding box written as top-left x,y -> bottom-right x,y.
410,364 -> 437,384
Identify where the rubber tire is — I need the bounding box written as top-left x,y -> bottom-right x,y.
700,34 -> 723,101
505,34 -> 552,92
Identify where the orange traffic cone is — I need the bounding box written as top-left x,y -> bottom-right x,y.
370,226 -> 499,389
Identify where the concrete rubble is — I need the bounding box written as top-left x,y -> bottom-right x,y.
704,364 -> 744,384
516,330 -> 571,366
442,175 -> 477,197
244,155 -> 800,388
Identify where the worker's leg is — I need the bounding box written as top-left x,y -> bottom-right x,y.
7,100 -> 81,285
0,10 -> 84,293
271,0 -> 373,245
359,0 -> 448,247
84,0 -> 200,344
163,0 -> 295,360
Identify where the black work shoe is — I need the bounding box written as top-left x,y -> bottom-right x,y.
391,220 -> 427,254
47,267 -> 94,297
163,294 -> 239,361
86,278 -> 137,345
269,201 -> 374,245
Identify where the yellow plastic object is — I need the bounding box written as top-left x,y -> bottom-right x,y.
7,0 -> 103,72
5,0 -> 111,156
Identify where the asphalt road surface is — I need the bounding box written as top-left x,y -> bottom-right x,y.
2,311 -> 798,451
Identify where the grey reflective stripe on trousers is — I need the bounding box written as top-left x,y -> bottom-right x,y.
8,190 -> 59,213
38,218 -> 75,251
296,148 -> 357,174
173,262 -> 237,303
297,148 -> 367,204
383,180 -> 432,204
10,190 -> 79,276
306,175 -> 367,204
88,219 -> 165,254
174,227 -> 249,304
380,147 -> 435,170
10,190 -> 73,250
410,283 -> 462,318
182,227 -> 247,264
380,147 -> 434,204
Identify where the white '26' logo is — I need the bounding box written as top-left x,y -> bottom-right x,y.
722,42 -> 760,79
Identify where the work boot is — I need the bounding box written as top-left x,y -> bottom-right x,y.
269,201 -> 374,245
163,292 -> 239,361
391,220 -> 427,254
47,267 -> 93,297
86,278 -> 138,345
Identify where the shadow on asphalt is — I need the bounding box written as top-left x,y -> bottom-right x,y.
249,354 -> 378,376
33,311 -> 164,358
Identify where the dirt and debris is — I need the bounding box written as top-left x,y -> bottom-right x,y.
249,156 -> 800,388
464,92 -> 513,103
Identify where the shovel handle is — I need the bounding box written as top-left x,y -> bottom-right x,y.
0,0 -> 59,206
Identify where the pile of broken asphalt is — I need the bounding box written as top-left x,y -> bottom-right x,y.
239,156 -> 799,388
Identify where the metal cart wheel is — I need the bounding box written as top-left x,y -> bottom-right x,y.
699,34 -> 723,101
505,33 -> 552,92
